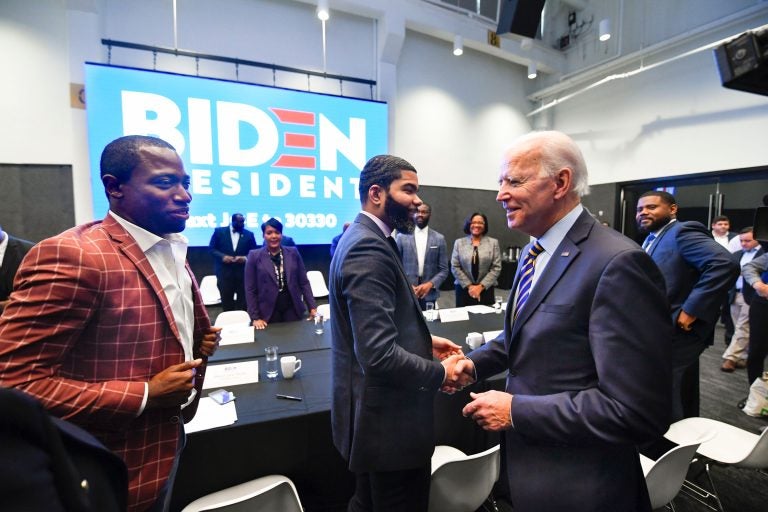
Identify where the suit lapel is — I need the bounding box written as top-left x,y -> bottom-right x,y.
356,214 -> 426,320
646,221 -> 675,257
509,212 -> 590,341
102,216 -> 183,344
259,249 -> 279,286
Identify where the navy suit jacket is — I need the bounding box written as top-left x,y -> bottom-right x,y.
0,235 -> 34,301
329,213 -> 445,472
243,246 -> 316,322
468,210 -> 672,512
209,226 -> 258,281
395,228 -> 449,302
646,220 -> 739,349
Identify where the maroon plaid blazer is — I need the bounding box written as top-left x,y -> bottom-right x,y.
0,215 -> 212,512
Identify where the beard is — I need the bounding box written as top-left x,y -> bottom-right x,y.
385,196 -> 414,233
637,215 -> 671,234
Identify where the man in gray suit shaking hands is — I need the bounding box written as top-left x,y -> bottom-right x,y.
455,131 -> 672,512
330,155 -> 465,512
396,203 -> 449,310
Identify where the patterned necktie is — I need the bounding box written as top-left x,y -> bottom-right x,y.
513,241 -> 544,320
642,233 -> 656,253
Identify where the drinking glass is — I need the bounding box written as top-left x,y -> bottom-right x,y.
265,346 -> 279,379
425,302 -> 435,322
494,295 -> 503,313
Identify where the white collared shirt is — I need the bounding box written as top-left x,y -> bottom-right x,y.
360,211 -> 394,238
643,218 -> 677,254
110,211 -> 195,412
230,228 -> 241,251
713,232 -> 730,249
414,225 -> 429,277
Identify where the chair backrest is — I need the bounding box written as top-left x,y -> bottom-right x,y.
428,445 -> 500,512
642,442 -> 700,510
306,270 -> 329,298
199,275 -> 221,306
316,303 -> 331,320
181,474 -> 302,512
214,310 -> 251,327
740,425 -> 768,468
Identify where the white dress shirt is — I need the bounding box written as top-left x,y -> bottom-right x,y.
230,228 -> 240,251
414,225 -> 429,277
110,211 -> 195,412
513,204 -> 584,310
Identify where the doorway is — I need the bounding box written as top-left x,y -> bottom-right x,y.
618,166 -> 768,243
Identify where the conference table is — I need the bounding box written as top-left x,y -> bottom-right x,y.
169,311 -> 507,512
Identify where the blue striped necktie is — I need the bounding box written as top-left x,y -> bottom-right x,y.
514,241 -> 544,320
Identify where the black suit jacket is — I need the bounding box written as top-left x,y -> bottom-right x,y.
209,227 -> 258,281
0,235 -> 34,301
329,213 -> 445,473
0,388 -> 127,512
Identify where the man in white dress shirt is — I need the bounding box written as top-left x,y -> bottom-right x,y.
396,203 -> 449,310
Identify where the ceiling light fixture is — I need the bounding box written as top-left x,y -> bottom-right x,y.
453,35 -> 464,56
528,61 -> 537,79
317,0 -> 329,21
599,18 -> 611,42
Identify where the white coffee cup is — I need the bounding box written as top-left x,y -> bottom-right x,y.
465,332 -> 484,350
280,356 -> 302,379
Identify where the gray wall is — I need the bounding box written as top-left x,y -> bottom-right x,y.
0,164 -> 75,243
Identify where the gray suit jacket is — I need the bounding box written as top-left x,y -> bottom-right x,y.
395,228 -> 449,302
451,235 -> 502,289
468,210 -> 672,512
329,213 -> 445,472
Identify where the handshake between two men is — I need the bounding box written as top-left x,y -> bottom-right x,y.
432,335 -> 514,433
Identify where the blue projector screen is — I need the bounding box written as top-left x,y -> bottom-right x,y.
85,63 -> 388,246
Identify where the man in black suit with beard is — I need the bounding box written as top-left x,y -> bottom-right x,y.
329,155 -> 465,512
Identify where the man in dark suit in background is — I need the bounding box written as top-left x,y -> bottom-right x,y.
456,131 -> 672,512
721,226 -> 762,372
209,213 -> 257,311
396,203 -> 449,309
0,224 -> 34,312
329,155 -> 465,512
636,191 -> 738,420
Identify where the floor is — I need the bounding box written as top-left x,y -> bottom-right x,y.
208,294 -> 768,511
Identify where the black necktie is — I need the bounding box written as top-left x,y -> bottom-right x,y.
387,236 -> 400,260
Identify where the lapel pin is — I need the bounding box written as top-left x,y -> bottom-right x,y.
561,251 -> 570,257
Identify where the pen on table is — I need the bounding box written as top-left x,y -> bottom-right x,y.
276,394 -> 303,401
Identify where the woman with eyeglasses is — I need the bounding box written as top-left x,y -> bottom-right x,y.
451,212 -> 502,307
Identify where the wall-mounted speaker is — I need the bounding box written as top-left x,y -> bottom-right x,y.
714,28 -> 768,97
497,0 -> 546,39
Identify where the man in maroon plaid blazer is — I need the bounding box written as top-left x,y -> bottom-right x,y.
0,135 -> 219,512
